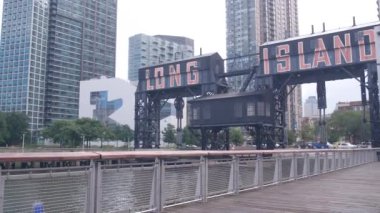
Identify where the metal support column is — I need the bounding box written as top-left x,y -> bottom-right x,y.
317,81 -> 327,144
367,63 -> 380,147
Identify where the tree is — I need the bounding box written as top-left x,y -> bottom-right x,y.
230,128 -> 244,146
182,126 -> 201,146
0,112 -> 9,146
300,122 -> 315,141
4,112 -> 29,146
75,118 -> 108,147
162,123 -> 176,144
109,124 -> 134,142
287,130 -> 297,145
327,110 -> 369,143
43,120 -> 81,147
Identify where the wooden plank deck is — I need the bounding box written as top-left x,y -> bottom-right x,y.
165,162 -> 380,213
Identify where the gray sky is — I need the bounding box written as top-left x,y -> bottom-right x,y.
0,0 -> 378,113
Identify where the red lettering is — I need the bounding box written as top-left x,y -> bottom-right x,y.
186,61 -> 199,85
146,69 -> 154,91
333,33 -> 353,65
169,64 -> 181,87
298,42 -> 311,69
359,29 -> 376,61
276,44 -> 291,73
154,67 -> 165,89
263,48 -> 270,74
312,38 -> 331,68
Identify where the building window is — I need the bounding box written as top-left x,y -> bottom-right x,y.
257,102 -> 265,116
193,107 -> 200,120
247,102 -> 255,116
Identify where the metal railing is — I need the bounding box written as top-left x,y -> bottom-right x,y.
0,149 -> 378,213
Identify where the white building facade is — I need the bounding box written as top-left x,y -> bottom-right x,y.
79,77 -> 181,146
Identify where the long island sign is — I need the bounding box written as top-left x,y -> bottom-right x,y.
138,53 -> 224,92
260,22 -> 379,75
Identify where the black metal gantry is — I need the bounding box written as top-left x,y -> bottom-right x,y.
134,23 -> 380,149
134,53 -> 228,148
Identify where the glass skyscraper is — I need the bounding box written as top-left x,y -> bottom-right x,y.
0,0 -> 49,133
226,0 -> 302,131
0,0 -> 117,139
45,0 -> 117,124
128,34 -> 194,82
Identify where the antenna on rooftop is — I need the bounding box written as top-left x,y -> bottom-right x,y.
322,22 -> 326,32
353,16 -> 356,26
311,25 -> 314,34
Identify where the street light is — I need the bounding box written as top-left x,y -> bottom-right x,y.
22,133 -> 26,152
82,135 -> 85,151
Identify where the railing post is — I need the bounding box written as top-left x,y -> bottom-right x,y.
0,167 -> 3,213
338,151 -> 343,169
153,157 -> 164,212
273,154 -> 281,183
302,153 -> 309,177
362,150 -> 365,164
233,156 -> 239,194
95,161 -> 102,213
323,151 -> 328,173
254,154 -> 263,187
290,153 -> 297,180
196,158 -> 201,199
366,150 -> 369,163
331,151 -> 336,171
314,152 -> 320,175
88,160 -> 96,213
200,156 -> 208,202
228,155 -> 240,194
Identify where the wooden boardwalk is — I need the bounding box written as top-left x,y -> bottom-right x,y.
165,162 -> 380,213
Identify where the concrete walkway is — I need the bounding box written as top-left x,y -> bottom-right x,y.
165,162 -> 380,213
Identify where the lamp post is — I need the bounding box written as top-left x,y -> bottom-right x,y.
82,135 -> 85,151
22,133 -> 26,152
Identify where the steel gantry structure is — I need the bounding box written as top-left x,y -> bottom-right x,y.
135,22 -> 380,149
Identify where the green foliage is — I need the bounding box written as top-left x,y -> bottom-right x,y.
287,130 -> 297,145
4,112 -> 29,146
0,112 -> 29,146
300,122 -> 315,141
43,118 -> 125,148
327,110 -> 370,143
43,120 -> 81,147
0,112 -> 9,145
230,128 -> 244,146
75,118 -> 105,142
162,123 -> 176,144
109,124 -> 134,142
182,126 -> 200,146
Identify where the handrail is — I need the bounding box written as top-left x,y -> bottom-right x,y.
0,151 -> 101,162
0,148 -> 378,212
0,148 -> 378,161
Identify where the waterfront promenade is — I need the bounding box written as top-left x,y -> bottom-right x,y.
166,162 -> 380,213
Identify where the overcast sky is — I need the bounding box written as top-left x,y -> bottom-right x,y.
0,0 -> 378,113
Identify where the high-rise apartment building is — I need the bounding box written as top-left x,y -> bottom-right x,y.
226,0 -> 302,131
304,96 -> 319,118
128,34 -> 194,82
0,0 -> 117,139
